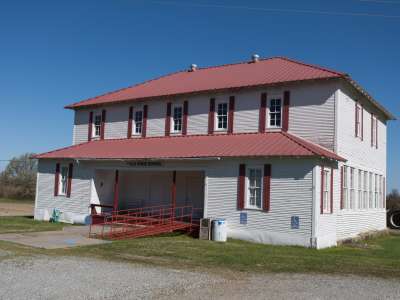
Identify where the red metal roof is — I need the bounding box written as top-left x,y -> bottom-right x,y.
66,57 -> 345,109
35,131 -> 345,161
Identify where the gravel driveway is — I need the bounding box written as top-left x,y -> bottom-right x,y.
1,256 -> 400,299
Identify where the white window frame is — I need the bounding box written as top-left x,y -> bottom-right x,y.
171,104 -> 183,133
133,109 -> 143,136
355,103 -> 362,138
363,171 -> 368,209
343,166 -> 349,209
215,100 -> 228,131
371,115 -> 378,147
245,166 -> 264,210
369,172 -> 373,208
350,167 -> 355,209
322,169 -> 331,214
58,165 -> 69,196
379,175 -> 383,209
374,174 -> 378,208
93,114 -> 102,138
267,96 -> 282,129
358,169 -> 362,209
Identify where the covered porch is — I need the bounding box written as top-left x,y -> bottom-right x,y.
89,168 -> 205,239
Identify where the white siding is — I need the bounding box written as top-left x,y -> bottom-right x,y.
73,109 -> 90,144
147,100 -> 166,137
186,94 -> 209,135
334,84 -> 387,240
233,90 -> 260,133
289,81 -> 337,150
35,160 -> 93,218
104,104 -> 129,140
205,158 -> 315,246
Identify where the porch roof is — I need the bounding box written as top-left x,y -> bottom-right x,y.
35,131 -> 345,162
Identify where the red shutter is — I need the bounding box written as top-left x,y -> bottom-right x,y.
66,163 -> 73,198
88,112 -> 93,141
100,109 -> 106,140
182,100 -> 188,135
340,166 -> 344,210
376,118 -> 378,149
142,105 -> 148,138
320,166 -> 324,214
361,105 -> 364,141
228,96 -> 235,134
259,93 -> 267,133
54,163 -> 60,196
282,91 -> 290,132
237,164 -> 246,210
263,164 -> 271,212
355,102 -> 359,137
127,106 -> 133,138
165,102 -> 171,136
208,98 -> 215,134
330,167 -> 334,214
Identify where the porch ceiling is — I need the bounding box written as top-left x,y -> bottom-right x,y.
35,131 -> 345,162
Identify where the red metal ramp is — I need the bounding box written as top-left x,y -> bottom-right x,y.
89,205 -> 200,240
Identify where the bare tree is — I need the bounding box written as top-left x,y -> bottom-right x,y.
387,189 -> 400,211
0,153 -> 37,200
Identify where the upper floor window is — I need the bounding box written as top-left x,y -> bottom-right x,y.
371,115 -> 378,147
172,105 -> 183,133
355,103 -> 362,138
216,102 -> 228,130
134,110 -> 143,135
269,98 -> 282,128
94,114 -> 102,137
59,165 -> 69,196
246,167 -> 263,210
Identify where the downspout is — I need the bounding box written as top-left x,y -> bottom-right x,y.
311,165 -> 318,248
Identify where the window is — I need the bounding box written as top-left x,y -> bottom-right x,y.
246,167 -> 263,209
371,115 -> 378,147
94,114 -> 102,137
59,166 -> 69,196
374,174 -> 378,208
172,105 -> 183,132
343,166 -> 348,209
355,103 -> 362,138
216,102 -> 228,130
380,177 -> 383,209
269,98 -> 282,128
350,168 -> 355,209
322,169 -> 331,213
358,169 -> 362,209
369,172 -> 373,208
134,110 -> 143,135
363,171 -> 368,209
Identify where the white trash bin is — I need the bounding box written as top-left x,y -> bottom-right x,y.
212,219 -> 227,242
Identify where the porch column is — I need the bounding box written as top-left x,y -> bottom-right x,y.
113,170 -> 119,211
171,170 -> 177,212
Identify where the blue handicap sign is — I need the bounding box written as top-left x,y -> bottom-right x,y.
291,216 -> 299,229
240,212 -> 247,225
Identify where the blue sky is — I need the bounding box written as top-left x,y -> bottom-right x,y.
0,0 -> 398,190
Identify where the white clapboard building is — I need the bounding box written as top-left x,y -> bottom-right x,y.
34,56 -> 394,248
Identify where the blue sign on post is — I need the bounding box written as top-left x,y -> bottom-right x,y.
291,216 -> 299,229
240,212 -> 247,225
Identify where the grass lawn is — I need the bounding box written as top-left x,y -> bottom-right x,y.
0,216 -> 65,234
0,217 -> 400,278
0,198 -> 34,203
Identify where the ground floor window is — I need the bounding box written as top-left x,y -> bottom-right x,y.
322,168 -> 331,213
246,167 -> 263,209
59,165 -> 69,196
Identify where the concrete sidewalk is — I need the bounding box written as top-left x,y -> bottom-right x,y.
0,225 -> 110,249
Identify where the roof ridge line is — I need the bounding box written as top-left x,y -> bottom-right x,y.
275,56 -> 346,77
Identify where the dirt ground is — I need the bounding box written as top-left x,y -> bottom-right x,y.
0,201 -> 34,217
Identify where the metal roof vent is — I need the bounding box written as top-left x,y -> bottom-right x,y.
251,54 -> 260,63
189,64 -> 198,72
